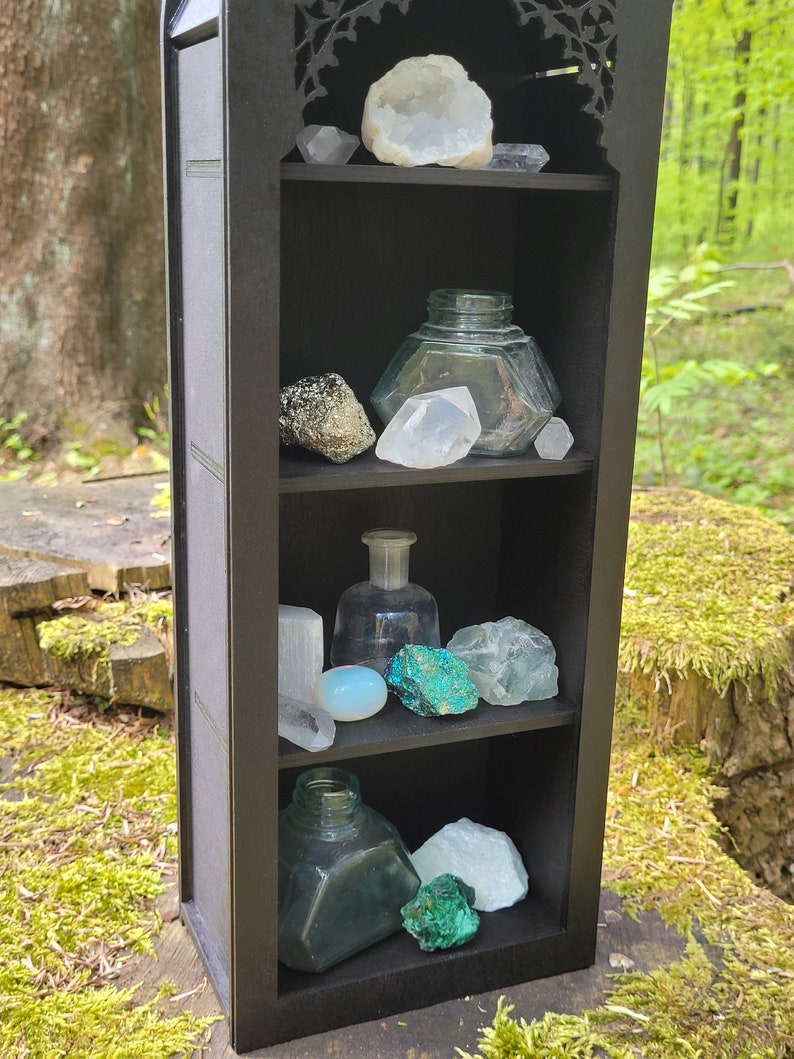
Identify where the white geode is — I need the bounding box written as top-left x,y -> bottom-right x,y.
447,616 -> 559,705
411,818 -> 529,911
362,55 -> 493,169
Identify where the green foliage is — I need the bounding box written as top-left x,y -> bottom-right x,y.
0,688 -> 213,1057
654,0 -> 794,259
0,411 -> 38,480
136,390 -> 170,452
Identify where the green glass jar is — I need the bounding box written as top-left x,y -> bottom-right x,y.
278,767 -> 420,973
371,289 -> 561,457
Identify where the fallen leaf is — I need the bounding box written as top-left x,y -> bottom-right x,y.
609,952 -> 636,971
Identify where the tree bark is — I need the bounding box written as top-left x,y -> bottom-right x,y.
0,0 -> 165,447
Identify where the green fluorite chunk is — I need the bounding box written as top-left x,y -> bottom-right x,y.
401,873 -> 480,951
385,645 -> 479,716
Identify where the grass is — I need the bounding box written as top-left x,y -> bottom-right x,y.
0,687 -> 212,1058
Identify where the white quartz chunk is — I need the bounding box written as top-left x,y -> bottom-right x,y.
278,694 -> 335,752
447,616 -> 559,704
296,124 -> 359,165
375,386 -> 481,469
533,416 -> 574,460
362,55 -> 493,169
411,818 -> 529,911
278,605 -> 324,702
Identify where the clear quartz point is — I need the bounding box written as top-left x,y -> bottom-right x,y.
375,386 -> 481,468
533,416 -> 574,460
295,125 -> 359,165
278,694 -> 336,751
484,143 -> 550,172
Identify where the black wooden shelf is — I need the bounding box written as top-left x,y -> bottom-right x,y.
278,695 -> 577,768
281,161 -> 613,192
279,447 -> 593,493
277,894 -> 563,999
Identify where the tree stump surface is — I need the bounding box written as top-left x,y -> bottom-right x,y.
620,488 -> 794,900
0,475 -> 171,593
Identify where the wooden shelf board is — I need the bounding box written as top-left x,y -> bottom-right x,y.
279,447 -> 593,493
277,893 -> 563,999
278,696 -> 577,768
281,161 -> 613,192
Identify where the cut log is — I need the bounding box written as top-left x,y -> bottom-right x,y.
0,555 -> 91,617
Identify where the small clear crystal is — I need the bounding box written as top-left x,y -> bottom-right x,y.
278,694 -> 336,752
484,143 -> 549,172
534,416 -> 574,460
295,125 -> 359,165
375,386 -> 481,469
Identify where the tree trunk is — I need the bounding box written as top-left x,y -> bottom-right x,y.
716,28 -> 752,244
0,0 -> 165,448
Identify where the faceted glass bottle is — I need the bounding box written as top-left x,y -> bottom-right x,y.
278,767 -> 420,973
372,289 -> 561,457
330,528 -> 440,673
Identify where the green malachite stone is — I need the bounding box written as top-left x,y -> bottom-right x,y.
401,873 -> 480,952
384,645 -> 479,717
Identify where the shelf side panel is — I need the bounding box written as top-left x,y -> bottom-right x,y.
175,35 -> 231,1003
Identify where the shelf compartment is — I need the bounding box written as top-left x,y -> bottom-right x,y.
278,694 -> 576,768
279,446 -> 593,493
281,161 -> 613,193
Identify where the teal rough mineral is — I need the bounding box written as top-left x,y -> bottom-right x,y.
384,645 -> 479,716
401,873 -> 480,951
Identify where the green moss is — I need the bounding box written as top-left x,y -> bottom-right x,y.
38,614 -> 140,662
0,688 -> 213,1057
620,488 -> 793,697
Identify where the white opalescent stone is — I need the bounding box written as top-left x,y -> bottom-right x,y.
314,665 -> 388,721
362,55 -> 493,169
484,143 -> 550,172
533,416 -> 574,460
296,124 -> 360,165
375,386 -> 481,469
411,818 -> 529,912
278,605 -> 324,702
278,695 -> 336,751
447,616 -> 559,705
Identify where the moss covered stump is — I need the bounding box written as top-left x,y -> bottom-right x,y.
619,488 -> 794,898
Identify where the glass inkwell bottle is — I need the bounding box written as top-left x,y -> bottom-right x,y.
371,289 -> 561,456
277,767 -> 420,972
330,528 -> 440,673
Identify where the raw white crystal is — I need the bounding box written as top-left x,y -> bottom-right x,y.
362,55 -> 493,169
278,605 -> 324,702
375,386 -> 481,469
278,694 -> 335,752
447,616 -> 559,705
484,143 -> 549,172
533,416 -> 574,460
411,818 -> 529,912
296,124 -> 359,165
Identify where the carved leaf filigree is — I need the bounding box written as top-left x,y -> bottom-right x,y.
507,0 -> 617,125
295,0 -> 412,105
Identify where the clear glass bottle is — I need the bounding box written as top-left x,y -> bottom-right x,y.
371,289 -> 560,457
278,767 -> 420,973
330,528 -> 440,673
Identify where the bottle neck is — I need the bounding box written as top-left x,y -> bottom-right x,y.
292,768 -> 361,829
363,528 -> 416,590
427,289 -> 513,331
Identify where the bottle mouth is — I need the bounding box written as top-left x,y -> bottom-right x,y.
362,528 -> 416,590
361,528 -> 417,549
293,767 -> 361,818
428,289 -> 512,314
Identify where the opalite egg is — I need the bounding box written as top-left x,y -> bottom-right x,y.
314,666 -> 388,722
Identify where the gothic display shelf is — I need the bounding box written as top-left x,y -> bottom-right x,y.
279,447 -> 593,492
276,895 -> 563,1003
278,695 -> 577,767
280,160 -> 613,192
